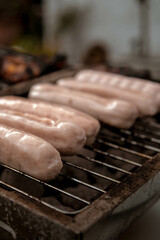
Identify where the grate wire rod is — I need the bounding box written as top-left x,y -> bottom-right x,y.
63,160 -> 120,184
135,122 -> 160,133
0,162 -> 90,205
87,146 -> 143,167
60,173 -> 106,193
133,125 -> 160,139
96,138 -> 152,160
77,154 -> 131,175
148,121 -> 160,128
0,180 -> 88,215
119,129 -> 160,144
137,121 -> 160,129
98,133 -> 160,153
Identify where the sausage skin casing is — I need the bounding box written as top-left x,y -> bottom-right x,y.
29,83 -> 139,129
76,70 -> 160,109
0,109 -> 86,155
56,79 -> 158,117
0,96 -> 100,145
0,125 -> 62,181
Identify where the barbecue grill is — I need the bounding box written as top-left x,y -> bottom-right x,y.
0,70 -> 160,240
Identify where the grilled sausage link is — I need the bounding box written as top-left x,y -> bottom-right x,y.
0,125 -> 62,181
0,96 -> 100,145
0,109 -> 86,155
29,83 -> 139,129
76,70 -> 160,108
56,79 -> 158,117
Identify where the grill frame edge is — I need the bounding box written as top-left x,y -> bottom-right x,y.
0,153 -> 160,239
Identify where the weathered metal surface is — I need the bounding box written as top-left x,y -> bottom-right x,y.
0,153 -> 160,239
0,188 -> 77,240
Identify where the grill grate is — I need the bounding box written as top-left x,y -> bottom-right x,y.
0,116 -> 160,215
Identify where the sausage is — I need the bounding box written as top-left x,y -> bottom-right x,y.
76,70 -> 160,108
0,109 -> 86,155
57,79 -> 158,117
0,96 -> 100,145
29,83 -> 139,129
0,124 -> 62,181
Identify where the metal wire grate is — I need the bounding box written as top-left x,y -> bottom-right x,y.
0,115 -> 160,215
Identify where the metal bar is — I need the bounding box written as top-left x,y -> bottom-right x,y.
43,182 -> 90,205
89,140 -> 146,164
134,124 -> 160,137
149,121 -> 160,129
77,154 -> 131,175
136,120 -> 160,129
89,147 -> 142,167
0,162 -> 90,205
62,160 -> 120,184
136,122 -> 160,131
96,136 -> 157,159
101,133 -> 160,152
120,129 -> 160,144
0,180 -> 88,215
122,138 -> 160,152
60,173 -> 106,194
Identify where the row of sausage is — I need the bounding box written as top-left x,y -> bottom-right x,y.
0,69 -> 159,181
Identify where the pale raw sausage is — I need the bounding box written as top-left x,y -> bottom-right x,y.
0,125 -> 62,181
0,96 -> 100,145
76,70 -> 160,108
0,109 -> 86,155
57,79 -> 158,117
29,83 -> 139,129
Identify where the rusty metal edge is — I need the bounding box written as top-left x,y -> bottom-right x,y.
0,187 -> 80,239
0,153 -> 160,238
68,153 -> 160,234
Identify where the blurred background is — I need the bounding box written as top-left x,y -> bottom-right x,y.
0,0 -> 159,79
